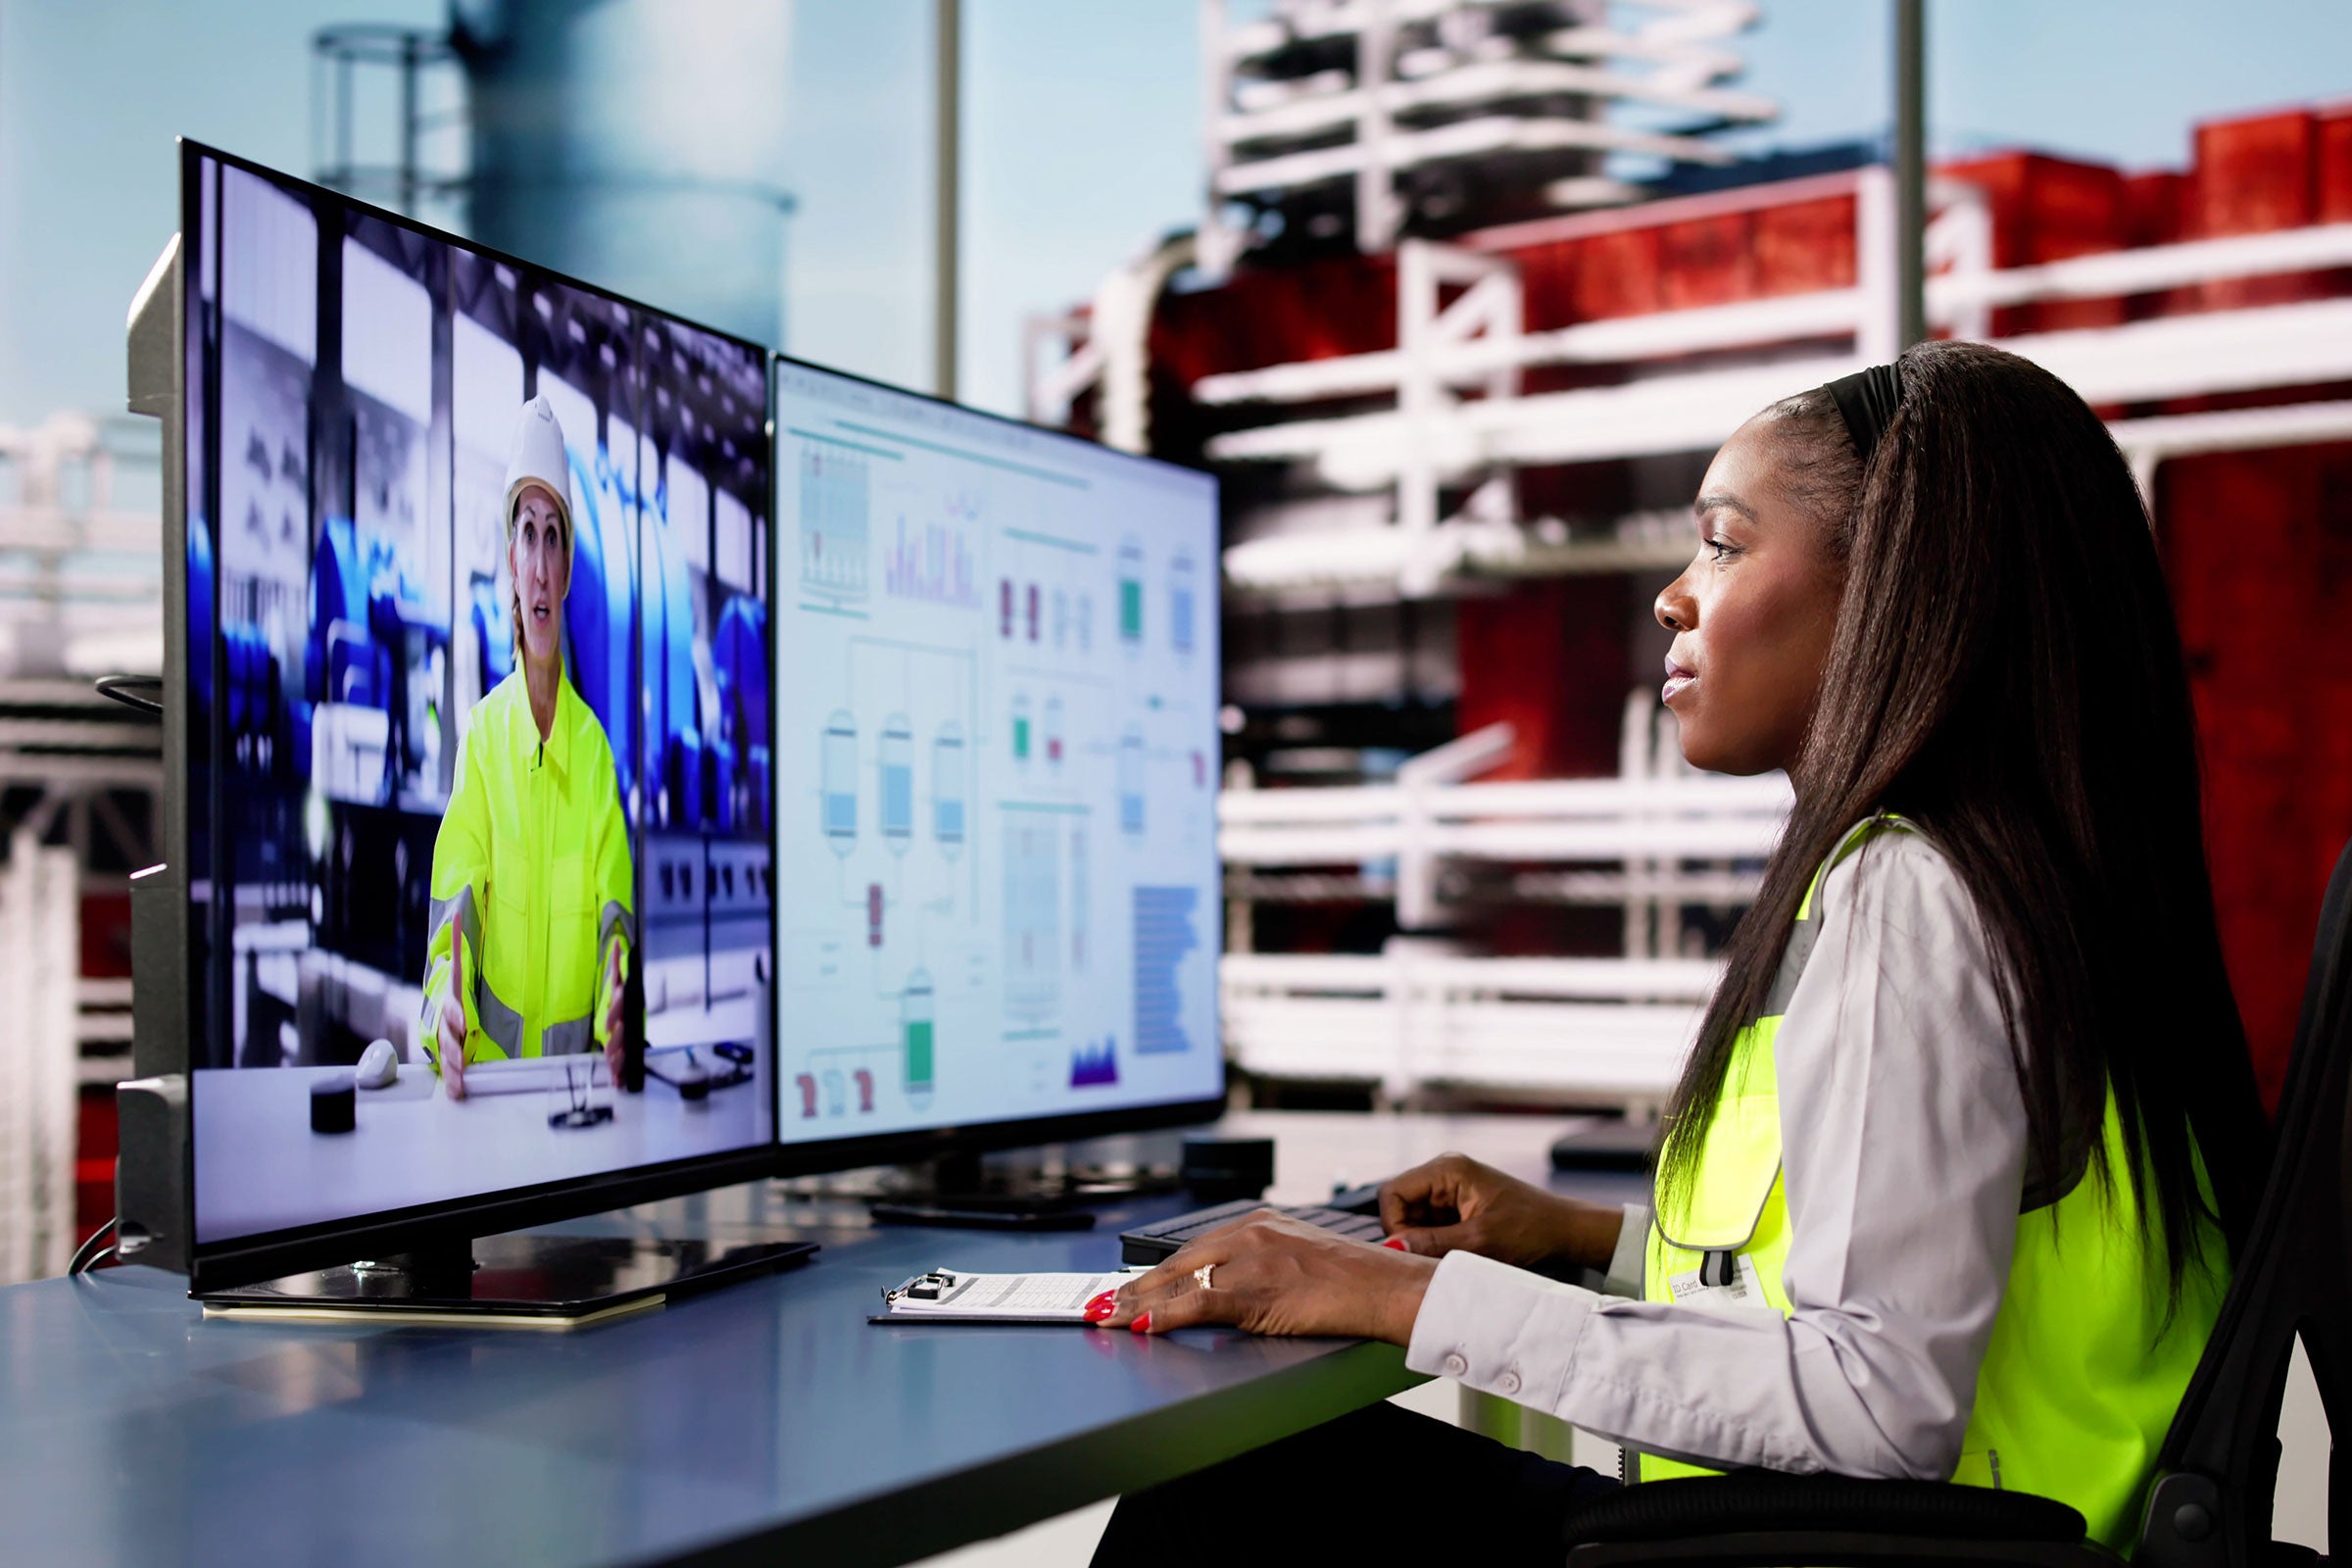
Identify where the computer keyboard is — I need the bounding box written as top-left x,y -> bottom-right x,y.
1118,1184 -> 1389,1264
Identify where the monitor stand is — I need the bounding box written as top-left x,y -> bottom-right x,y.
197,1231 -> 819,1328
866,1151 -> 1179,1231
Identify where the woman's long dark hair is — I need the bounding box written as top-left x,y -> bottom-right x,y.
1659,339 -> 2270,1300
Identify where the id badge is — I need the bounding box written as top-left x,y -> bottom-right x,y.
1666,1251 -> 1772,1316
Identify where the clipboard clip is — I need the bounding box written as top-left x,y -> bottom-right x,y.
882,1267 -> 958,1305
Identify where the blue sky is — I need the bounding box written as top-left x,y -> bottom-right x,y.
2,1 -> 2347,430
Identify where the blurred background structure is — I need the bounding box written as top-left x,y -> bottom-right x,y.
1034,4 -> 2352,1129
0,13 -> 2345,1520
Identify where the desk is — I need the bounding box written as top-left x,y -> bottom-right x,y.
0,1111 -> 1642,1567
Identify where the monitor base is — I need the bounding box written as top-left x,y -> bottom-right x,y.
871,1150 -> 1180,1226
195,1232 -> 817,1327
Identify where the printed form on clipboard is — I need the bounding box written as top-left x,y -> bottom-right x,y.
872,1266 -> 1149,1325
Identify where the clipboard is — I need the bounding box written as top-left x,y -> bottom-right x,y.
869,1265 -> 1146,1326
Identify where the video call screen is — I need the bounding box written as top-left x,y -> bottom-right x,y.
771,362 -> 1223,1143
183,149 -> 775,1247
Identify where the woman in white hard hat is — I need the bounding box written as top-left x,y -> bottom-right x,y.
420,394 -> 634,1101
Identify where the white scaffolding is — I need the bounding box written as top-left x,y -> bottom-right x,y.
1198,0 -> 1774,274
1220,700 -> 1783,1105
1036,167 -> 2352,602
0,832 -> 84,1283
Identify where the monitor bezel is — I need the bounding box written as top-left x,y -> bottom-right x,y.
177,140 -> 783,1292
758,351 -> 1228,1183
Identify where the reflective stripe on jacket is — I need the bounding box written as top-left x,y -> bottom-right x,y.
1639,815 -> 2226,1551
421,669 -> 633,1065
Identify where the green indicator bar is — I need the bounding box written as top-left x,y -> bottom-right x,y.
1002,1028 -> 1060,1043
1011,716 -> 1031,760
997,801 -> 1091,815
833,419 -> 1091,490
787,427 -> 903,462
1120,579 -> 1143,639
906,1020 -> 935,1087
798,602 -> 870,620
1003,525 -> 1098,556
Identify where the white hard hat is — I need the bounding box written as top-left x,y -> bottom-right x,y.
502,395 -> 575,562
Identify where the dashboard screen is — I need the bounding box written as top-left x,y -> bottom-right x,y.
772,362 -> 1221,1141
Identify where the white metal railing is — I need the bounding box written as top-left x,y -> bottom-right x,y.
1219,706 -> 1785,1103
1223,950 -> 1713,1102
1032,151 -> 2352,597
1197,217 -> 2352,419
0,413 -> 164,676
0,832 -> 81,1283
1199,0 -> 1769,271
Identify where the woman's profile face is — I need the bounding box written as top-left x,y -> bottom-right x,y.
511,484 -> 570,669
1653,415 -> 1844,777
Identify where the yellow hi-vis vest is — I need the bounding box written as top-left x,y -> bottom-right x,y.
1640,816 -> 2226,1550
421,670 -> 633,1066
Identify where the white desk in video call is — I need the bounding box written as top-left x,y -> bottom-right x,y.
190,1061 -> 765,1246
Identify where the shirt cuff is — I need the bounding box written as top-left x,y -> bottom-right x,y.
1405,1250 -> 1604,1409
1599,1202 -> 1649,1298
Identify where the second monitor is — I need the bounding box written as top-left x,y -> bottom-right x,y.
771,362 -> 1224,1165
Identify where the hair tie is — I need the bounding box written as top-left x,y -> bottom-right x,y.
1824,363 -> 1905,466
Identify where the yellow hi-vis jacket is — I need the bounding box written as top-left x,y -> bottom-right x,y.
421,670 -> 633,1068
1640,816 -> 2225,1551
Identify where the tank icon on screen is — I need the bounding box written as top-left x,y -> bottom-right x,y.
1118,726 -> 1146,835
933,722 -> 966,857
880,713 -> 913,854
1117,535 -> 1145,653
1010,692 -> 1033,767
1045,694 -> 1065,773
903,968 -> 935,1109
821,710 -> 858,856
1170,548 -> 1196,660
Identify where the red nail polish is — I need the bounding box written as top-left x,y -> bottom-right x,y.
1130,1312 -> 1152,1334
1383,1238 -> 1407,1250
1086,1292 -> 1115,1309
1083,1302 -> 1113,1322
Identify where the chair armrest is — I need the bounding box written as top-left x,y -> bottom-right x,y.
1567,1529 -> 2121,1568
1563,1474 -> 2113,1568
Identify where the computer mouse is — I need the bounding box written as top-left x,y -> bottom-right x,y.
355,1038 -> 398,1090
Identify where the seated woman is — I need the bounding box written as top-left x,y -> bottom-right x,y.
1091,340 -> 2270,1564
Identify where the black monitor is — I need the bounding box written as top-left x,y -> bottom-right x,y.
168,143 -> 796,1307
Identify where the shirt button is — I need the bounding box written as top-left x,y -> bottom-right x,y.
1495,1368 -> 1522,1396
1442,1352 -> 1469,1378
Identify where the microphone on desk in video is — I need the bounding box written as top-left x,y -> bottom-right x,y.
621,948 -> 646,1095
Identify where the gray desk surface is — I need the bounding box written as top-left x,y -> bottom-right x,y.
0,1110 -> 1643,1568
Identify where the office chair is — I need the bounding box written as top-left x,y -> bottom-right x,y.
1565,838 -> 2351,1568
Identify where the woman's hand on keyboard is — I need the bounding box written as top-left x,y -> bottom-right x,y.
1102,1210 -> 1437,1346
1378,1152 -> 1624,1274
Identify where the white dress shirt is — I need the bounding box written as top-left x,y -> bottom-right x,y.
1405,831 -> 2032,1479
